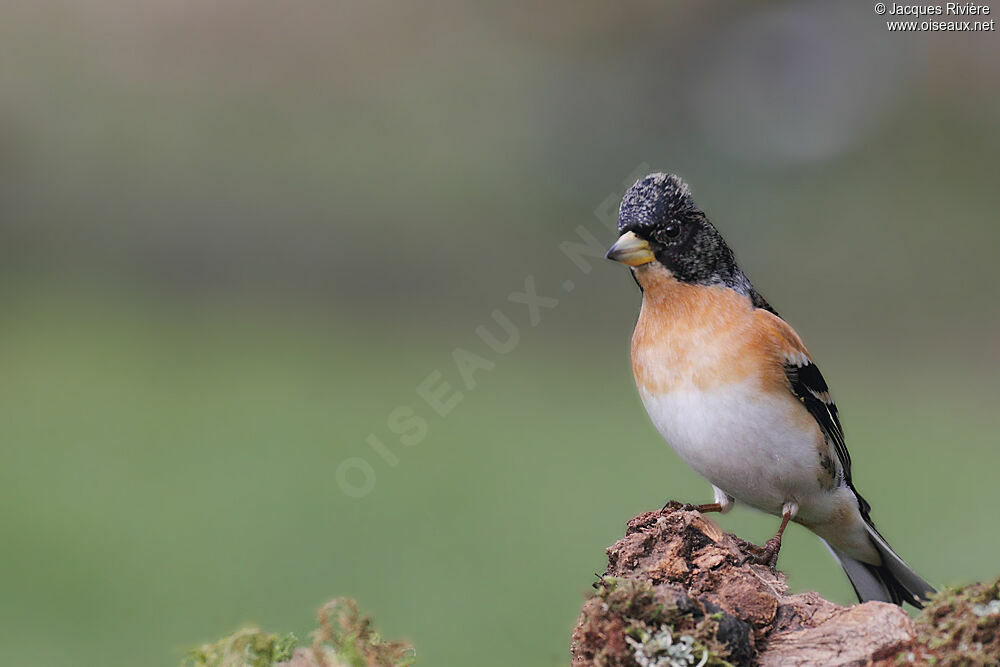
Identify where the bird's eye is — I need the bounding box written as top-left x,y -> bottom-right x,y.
661,222 -> 681,240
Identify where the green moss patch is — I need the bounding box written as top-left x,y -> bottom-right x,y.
185,628 -> 298,667
911,576 -> 1000,665
571,577 -> 750,666
183,598 -> 414,667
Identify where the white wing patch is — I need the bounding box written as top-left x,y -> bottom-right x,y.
784,350 -> 811,368
783,350 -> 833,403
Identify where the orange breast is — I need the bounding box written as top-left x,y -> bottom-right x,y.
630,265 -> 790,396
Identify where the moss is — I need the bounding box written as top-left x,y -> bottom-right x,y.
184,628 -> 298,667
183,598 -> 414,667
572,577 -> 742,666
912,576 -> 1000,666
312,598 -> 415,667
601,577 -> 675,626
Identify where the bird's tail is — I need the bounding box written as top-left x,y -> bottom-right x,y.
822,522 -> 935,608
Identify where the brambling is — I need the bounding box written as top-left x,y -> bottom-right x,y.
605,173 -> 934,607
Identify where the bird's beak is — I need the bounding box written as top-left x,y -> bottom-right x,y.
606,231 -> 655,266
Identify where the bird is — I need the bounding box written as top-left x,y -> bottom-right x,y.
604,172 -> 935,607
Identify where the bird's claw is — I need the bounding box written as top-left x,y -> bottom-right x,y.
747,536 -> 782,569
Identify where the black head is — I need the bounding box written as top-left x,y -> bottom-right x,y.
608,173 -> 749,292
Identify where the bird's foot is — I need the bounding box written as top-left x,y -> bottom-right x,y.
746,503 -> 795,569
746,536 -> 782,570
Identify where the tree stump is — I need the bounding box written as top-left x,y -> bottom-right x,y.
571,506 -> 999,666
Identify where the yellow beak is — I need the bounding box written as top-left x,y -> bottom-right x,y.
606,231 -> 655,266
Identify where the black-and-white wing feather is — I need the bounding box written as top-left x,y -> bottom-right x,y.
784,356 -> 871,516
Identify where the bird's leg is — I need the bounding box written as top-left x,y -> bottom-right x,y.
662,487 -> 734,514
750,501 -> 798,568
661,500 -> 723,513
691,502 -> 725,513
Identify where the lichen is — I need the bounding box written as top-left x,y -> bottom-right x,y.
625,626 -> 708,667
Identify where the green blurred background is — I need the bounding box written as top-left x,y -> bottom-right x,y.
2,2 -> 999,665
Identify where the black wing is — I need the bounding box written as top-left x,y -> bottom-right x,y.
784,360 -> 872,517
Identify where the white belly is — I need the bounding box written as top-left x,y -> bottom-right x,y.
639,378 -> 827,517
